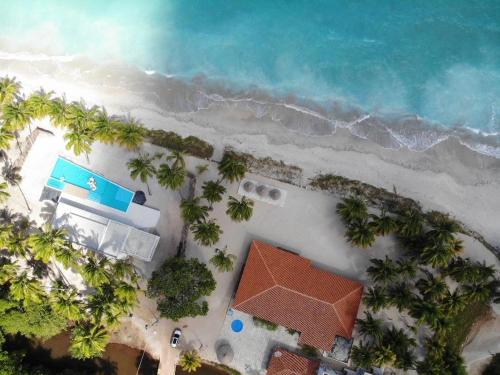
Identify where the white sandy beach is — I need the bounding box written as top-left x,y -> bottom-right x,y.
1,56 -> 499,373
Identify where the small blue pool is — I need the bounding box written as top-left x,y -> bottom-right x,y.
47,157 -> 133,212
231,319 -> 243,333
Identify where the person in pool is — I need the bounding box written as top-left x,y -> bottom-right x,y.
87,177 -> 97,191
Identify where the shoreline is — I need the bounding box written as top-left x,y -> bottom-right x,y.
1,57 -> 500,249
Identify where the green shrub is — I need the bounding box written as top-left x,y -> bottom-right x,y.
145,129 -> 214,159
252,317 -> 278,331
299,344 -> 319,358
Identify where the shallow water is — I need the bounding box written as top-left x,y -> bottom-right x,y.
0,1 -> 499,156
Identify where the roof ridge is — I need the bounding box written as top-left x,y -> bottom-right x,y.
254,241 -> 278,285
331,303 -> 349,337
332,284 -> 364,307
233,284 -> 279,308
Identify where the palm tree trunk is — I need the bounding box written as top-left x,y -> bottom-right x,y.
16,183 -> 31,212
15,134 -> 23,155
146,182 -> 151,196
85,152 -> 90,164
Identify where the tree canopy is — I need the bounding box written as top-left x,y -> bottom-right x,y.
147,257 -> 216,321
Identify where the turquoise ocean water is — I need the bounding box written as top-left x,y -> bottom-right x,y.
1,1 -> 499,154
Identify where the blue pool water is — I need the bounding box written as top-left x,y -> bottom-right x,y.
0,1 -> 499,154
231,319 -> 243,333
48,157 -> 133,212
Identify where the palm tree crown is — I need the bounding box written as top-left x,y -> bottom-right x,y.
0,126 -> 15,151
157,163 -> 186,191
202,180 -> 226,206
181,197 -> 209,224
226,196 -> 254,222
367,256 -> 398,285
127,153 -> 156,195
92,108 -> 117,144
218,151 -> 246,183
0,76 -> 21,105
336,196 -> 368,224
28,224 -> 68,264
179,350 -> 202,373
69,323 -> 109,359
115,119 -> 145,150
191,219 -> 222,247
210,247 -> 237,272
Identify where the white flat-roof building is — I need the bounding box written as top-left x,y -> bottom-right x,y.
52,196 -> 160,262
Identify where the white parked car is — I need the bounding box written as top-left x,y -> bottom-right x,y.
170,328 -> 182,348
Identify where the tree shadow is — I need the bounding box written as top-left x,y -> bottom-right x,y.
135,352 -> 160,375
5,334 -> 117,375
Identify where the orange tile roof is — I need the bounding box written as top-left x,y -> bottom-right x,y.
267,348 -> 320,375
233,241 -> 364,351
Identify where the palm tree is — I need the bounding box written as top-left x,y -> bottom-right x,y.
388,283 -> 415,312
350,341 -> 374,369
9,272 -> 46,307
181,197 -> 209,224
51,287 -> 82,321
64,124 -> 93,162
442,290 -> 466,314
49,96 -> 72,127
2,102 -> 32,147
114,281 -> 138,308
0,181 -> 10,204
0,126 -> 15,151
115,119 -> 145,150
372,345 -> 396,367
218,151 -> 246,183
28,224 -> 68,264
191,219 -> 222,247
421,240 -> 456,268
67,101 -> 97,128
196,164 -> 209,175
111,258 -> 136,282
0,260 -> 19,284
367,256 -> 398,285
167,150 -> 186,169
462,282 -> 492,303
210,247 -> 237,272
5,232 -> 29,257
0,76 -> 21,105
410,299 -> 443,329
25,89 -> 54,119
364,287 -> 389,313
69,323 -> 109,359
92,108 -> 117,144
382,326 -> 417,355
356,312 -> 384,344
55,244 -> 80,269
179,350 -> 202,373
2,162 -> 30,212
416,272 -> 448,301
226,196 -> 254,222
396,258 -> 417,279
81,254 -> 110,287
427,214 -> 461,245
370,212 -> 397,236
397,209 -> 424,238
346,221 -> 376,248
127,153 -> 156,195
157,163 -> 186,191
336,196 -> 368,224
202,180 -> 226,208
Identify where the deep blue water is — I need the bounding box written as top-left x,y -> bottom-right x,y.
1,1 -> 499,136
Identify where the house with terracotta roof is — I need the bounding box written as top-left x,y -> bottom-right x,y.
233,240 -> 364,353
267,348 -> 320,375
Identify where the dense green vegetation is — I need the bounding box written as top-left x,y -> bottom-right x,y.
178,350 -> 203,373
146,257 -> 216,321
145,129 -> 214,159
0,209 -> 139,361
337,196 -> 499,374
252,317 -> 279,331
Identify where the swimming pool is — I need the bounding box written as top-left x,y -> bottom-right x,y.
47,157 -> 133,212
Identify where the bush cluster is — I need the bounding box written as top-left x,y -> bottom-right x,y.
145,129 -> 214,159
